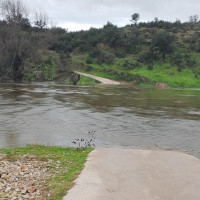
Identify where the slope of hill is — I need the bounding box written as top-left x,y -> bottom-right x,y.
1,2 -> 200,87
61,20 -> 200,87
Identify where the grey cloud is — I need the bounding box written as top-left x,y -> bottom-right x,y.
23,0 -> 200,30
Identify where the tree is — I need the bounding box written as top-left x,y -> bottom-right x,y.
0,0 -> 31,82
34,11 -> 48,29
151,31 -> 175,59
154,17 -> 158,23
189,15 -> 199,24
102,22 -> 122,49
131,13 -> 140,25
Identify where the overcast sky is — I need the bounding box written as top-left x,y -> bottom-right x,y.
24,0 -> 200,31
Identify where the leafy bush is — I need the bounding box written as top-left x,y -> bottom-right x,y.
138,50 -> 154,64
171,52 -> 197,70
103,53 -> 116,65
86,58 -> 93,64
89,48 -> 101,58
151,31 -> 176,59
147,65 -> 154,70
122,59 -> 141,70
86,65 -> 93,71
115,50 -> 126,58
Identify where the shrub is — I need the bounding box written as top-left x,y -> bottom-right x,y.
89,48 -> 101,58
147,65 -> 154,70
103,53 -> 116,65
86,58 -> 93,64
122,59 -> 140,70
115,50 -> 126,58
86,65 -> 93,71
151,31 -> 176,59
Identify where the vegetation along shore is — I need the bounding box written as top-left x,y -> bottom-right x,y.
0,145 -> 92,200
0,0 -> 200,87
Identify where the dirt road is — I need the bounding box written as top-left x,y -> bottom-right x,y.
76,71 -> 120,85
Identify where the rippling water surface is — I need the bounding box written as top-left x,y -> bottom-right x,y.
0,83 -> 200,157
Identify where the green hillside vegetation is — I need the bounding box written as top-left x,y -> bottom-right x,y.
71,54 -> 200,87
0,0 -> 80,85
66,18 -> 200,87
0,1 -> 200,88
78,76 -> 100,85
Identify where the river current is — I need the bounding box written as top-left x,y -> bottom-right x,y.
0,83 -> 200,157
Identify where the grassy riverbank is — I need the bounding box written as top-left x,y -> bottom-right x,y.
0,145 -> 92,200
78,75 -> 100,85
72,54 -> 200,88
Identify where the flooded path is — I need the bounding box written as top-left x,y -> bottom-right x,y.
75,71 -> 120,85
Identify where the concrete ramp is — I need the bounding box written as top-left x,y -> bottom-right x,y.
63,148 -> 200,200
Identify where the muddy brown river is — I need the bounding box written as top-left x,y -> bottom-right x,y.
0,83 -> 200,157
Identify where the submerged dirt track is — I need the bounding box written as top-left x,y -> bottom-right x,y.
75,71 -> 120,85
63,148 -> 200,200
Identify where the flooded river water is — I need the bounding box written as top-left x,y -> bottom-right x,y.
0,83 -> 200,157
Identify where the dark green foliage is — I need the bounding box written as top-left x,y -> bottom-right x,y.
57,17 -> 199,76
147,65 -> 154,70
124,28 -> 145,54
131,13 -> 140,25
21,18 -> 32,30
1,2 -> 200,85
115,50 -> 126,58
123,60 -> 135,69
94,52 -> 116,65
122,60 -> 142,70
103,53 -> 116,65
102,22 -> 122,49
171,52 -> 198,71
86,58 -> 93,64
151,31 -> 176,59
86,65 -> 93,72
138,50 -> 154,64
0,0 -> 75,83
89,48 -> 101,58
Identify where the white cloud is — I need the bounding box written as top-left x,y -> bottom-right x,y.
60,22 -> 102,32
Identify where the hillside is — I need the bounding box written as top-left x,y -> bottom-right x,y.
64,20 -> 200,88
0,1 -> 200,88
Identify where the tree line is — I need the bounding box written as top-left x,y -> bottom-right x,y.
0,0 -> 80,83
63,13 -> 200,74
0,1 -> 200,83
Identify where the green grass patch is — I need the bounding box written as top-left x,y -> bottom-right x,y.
0,145 -> 93,200
78,75 -> 100,85
128,63 -> 200,88
71,54 -> 200,88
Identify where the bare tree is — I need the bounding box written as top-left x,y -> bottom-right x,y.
189,15 -> 199,24
34,11 -> 48,29
0,0 -> 30,82
0,20 -> 13,78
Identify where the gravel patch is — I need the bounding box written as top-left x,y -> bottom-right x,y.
0,153 -> 57,200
